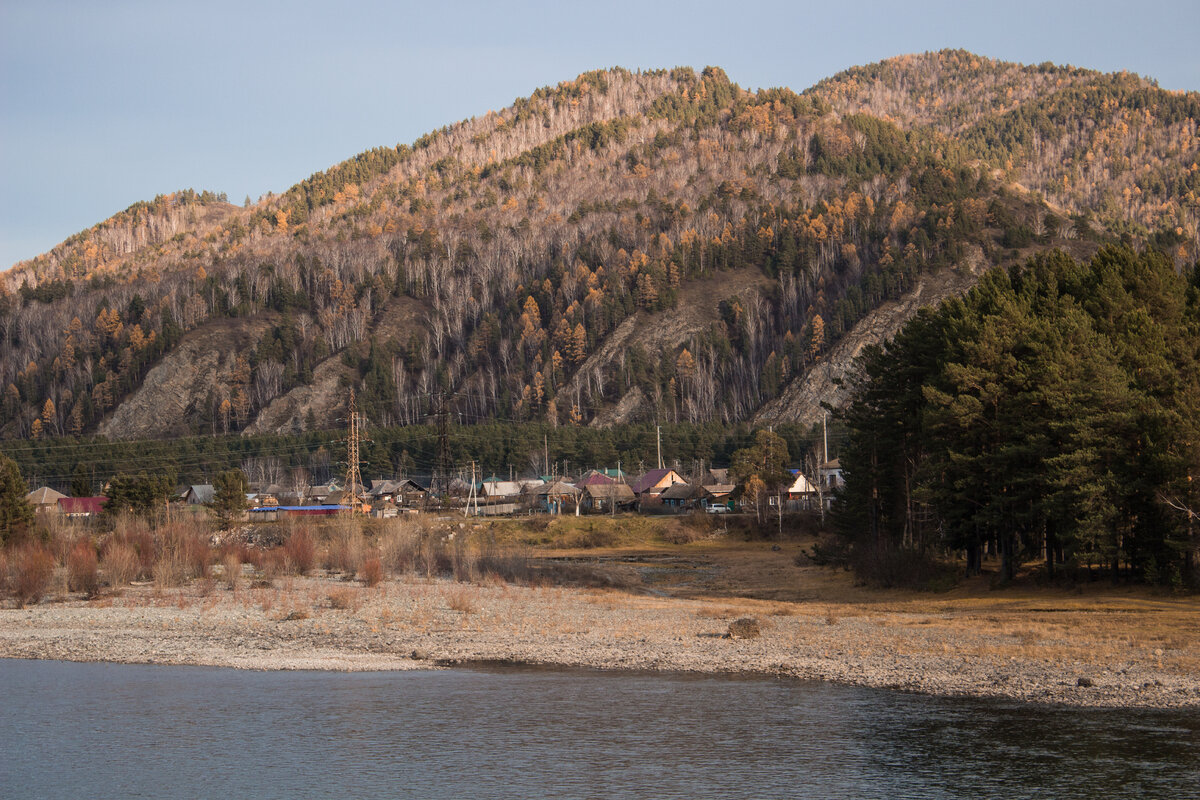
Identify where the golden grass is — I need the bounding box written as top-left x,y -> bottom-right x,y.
444,584 -> 478,614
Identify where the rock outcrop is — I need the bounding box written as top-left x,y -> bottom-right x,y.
754,253 -> 987,427
98,318 -> 272,440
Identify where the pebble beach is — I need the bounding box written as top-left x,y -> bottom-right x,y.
1,573 -> 1196,709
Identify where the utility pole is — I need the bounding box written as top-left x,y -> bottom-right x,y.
465,460 -> 479,518
656,425 -> 663,470
342,388 -> 364,515
544,433 -> 549,478
435,390 -> 450,498
823,411 -> 829,465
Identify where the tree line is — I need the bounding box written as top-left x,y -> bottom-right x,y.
835,246 -> 1200,587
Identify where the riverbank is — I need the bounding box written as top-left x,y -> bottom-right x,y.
1,555 -> 1196,708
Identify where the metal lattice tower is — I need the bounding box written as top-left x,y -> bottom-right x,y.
343,389 -> 364,515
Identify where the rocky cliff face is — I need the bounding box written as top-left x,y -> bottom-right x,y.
754,251 -> 988,427
569,267 -> 775,426
243,356 -> 353,435
97,318 -> 273,439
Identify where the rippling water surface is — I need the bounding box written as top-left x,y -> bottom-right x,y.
2,660 -> 1196,799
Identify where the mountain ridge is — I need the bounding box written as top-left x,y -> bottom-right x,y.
2,52 -> 1196,441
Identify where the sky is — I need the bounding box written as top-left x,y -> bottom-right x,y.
3,0 -> 1198,271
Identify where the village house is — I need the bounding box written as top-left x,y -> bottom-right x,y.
578,482 -> 636,514
658,481 -> 703,512
182,485 -> 214,505
629,468 -> 687,498
58,496 -> 107,518
630,467 -> 688,511
786,470 -> 821,511
25,486 -> 67,514
304,483 -> 340,505
818,459 -> 844,492
700,482 -> 736,511
480,477 -> 523,501
574,469 -> 615,489
529,480 -> 580,514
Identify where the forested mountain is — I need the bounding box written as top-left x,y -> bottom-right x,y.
2,52 -> 1197,442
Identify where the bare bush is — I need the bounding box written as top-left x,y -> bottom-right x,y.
327,587 -> 359,611
451,539 -> 478,582
111,515 -> 155,576
283,528 -> 316,575
360,556 -> 383,587
101,541 -> 140,588
261,548 -> 285,581
67,540 -> 100,597
444,584 -> 477,614
325,518 -> 366,575
378,519 -> 421,574
152,553 -> 184,593
178,529 -> 214,580
475,543 -> 536,584
223,551 -> 242,590
9,544 -> 56,607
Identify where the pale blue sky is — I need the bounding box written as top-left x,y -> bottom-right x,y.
2,0 -> 1198,270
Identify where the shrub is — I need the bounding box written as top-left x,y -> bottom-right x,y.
662,525 -> 703,545
360,556 -> 383,587
378,520 -> 420,574
10,544 -> 55,607
850,544 -> 957,591
223,551 -> 242,590
325,519 -> 366,575
444,585 -> 477,614
418,535 -> 454,577
283,529 -> 316,575
475,543 -> 535,584
451,540 -> 477,581
101,541 -> 140,588
152,553 -> 183,592
575,527 -> 618,548
178,530 -> 214,580
327,587 -> 357,610
116,528 -> 156,579
261,548 -> 285,581
67,540 -> 100,597
728,617 -> 761,639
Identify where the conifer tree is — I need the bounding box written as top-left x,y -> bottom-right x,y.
0,454 -> 34,543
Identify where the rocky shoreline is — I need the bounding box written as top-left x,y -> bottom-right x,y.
1,575 -> 1196,709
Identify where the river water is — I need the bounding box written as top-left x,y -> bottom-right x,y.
1,659 -> 1196,799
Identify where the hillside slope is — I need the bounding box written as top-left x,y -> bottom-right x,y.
2,54 -> 1197,441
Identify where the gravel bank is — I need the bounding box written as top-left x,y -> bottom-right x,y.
1,576 -> 1195,708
